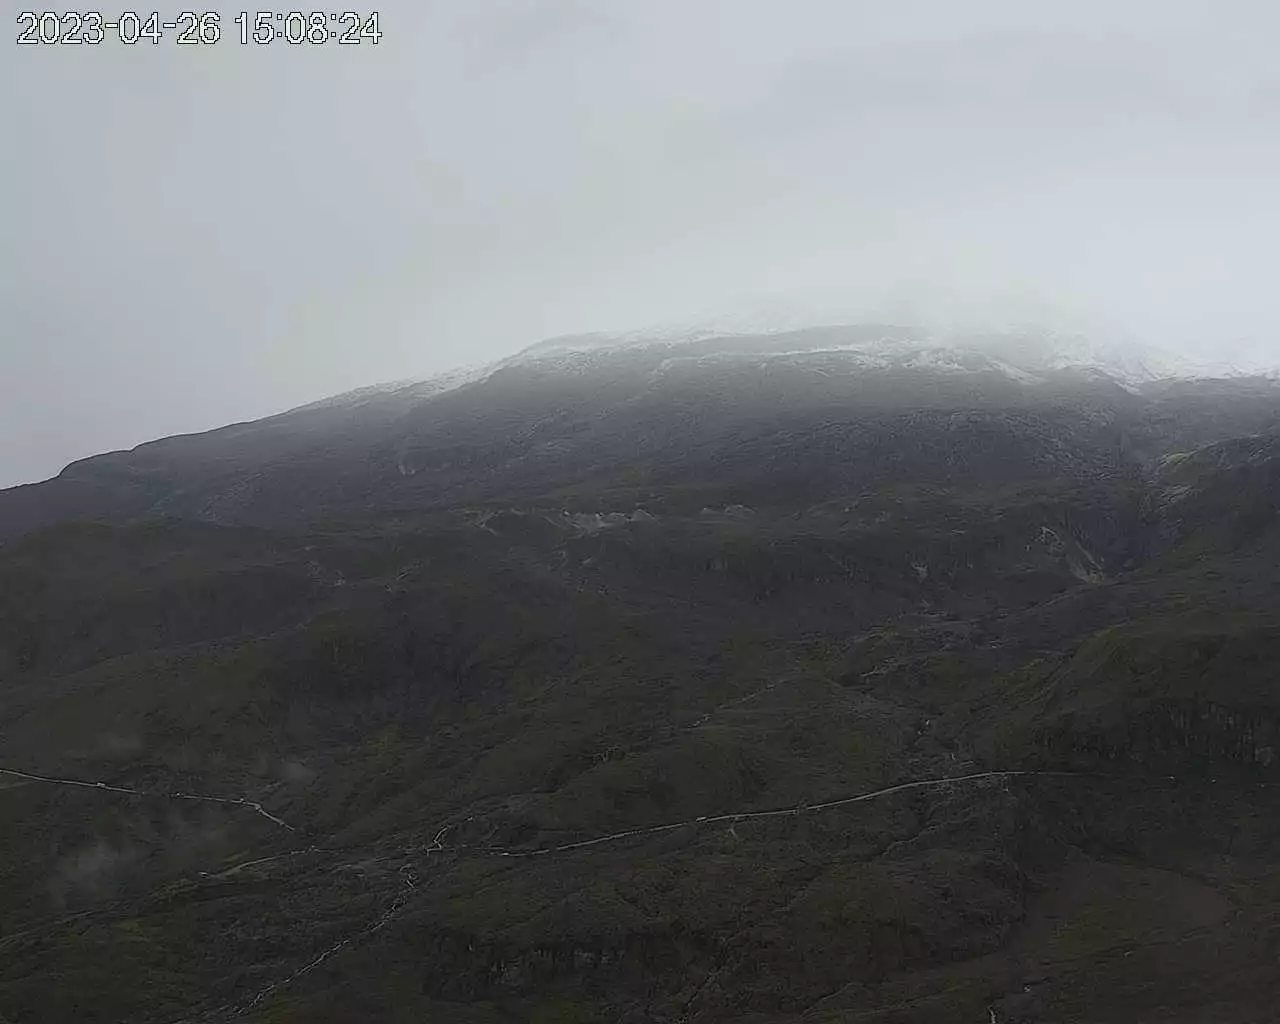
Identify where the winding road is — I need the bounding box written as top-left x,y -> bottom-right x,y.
7,760 -> 1204,1022
452,769 -> 1092,858
0,766 -> 294,831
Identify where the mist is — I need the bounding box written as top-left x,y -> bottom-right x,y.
5,0 -> 1279,486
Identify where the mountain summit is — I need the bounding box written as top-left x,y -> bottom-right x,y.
506,321 -> 1246,385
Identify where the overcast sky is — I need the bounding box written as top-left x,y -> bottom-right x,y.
5,0 -> 1279,486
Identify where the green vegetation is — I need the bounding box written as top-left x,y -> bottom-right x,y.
0,349 -> 1276,1022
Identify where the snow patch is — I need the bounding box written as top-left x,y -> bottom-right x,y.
508,319 -> 1277,386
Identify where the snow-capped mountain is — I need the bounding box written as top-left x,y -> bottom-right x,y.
501,318 -> 1268,389
286,313 -> 1274,426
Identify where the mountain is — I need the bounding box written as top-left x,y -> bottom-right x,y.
1,326 -> 1278,1024
3,326 -> 1275,542
511,320 -> 1251,381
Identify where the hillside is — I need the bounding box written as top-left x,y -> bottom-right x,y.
1,328 -> 1277,1024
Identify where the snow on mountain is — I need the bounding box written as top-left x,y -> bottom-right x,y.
294,314 -> 1276,418
506,317 -> 1272,387
288,362 -> 495,414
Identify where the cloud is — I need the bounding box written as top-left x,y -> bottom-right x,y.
4,0 -> 1278,485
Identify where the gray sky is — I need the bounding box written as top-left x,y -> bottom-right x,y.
5,0 -> 1279,486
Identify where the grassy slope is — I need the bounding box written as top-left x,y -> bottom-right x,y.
0,378 -> 1277,1023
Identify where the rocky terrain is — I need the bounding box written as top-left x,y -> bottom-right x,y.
0,326 -> 1277,1023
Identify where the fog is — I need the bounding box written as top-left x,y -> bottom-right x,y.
5,0 -> 1279,486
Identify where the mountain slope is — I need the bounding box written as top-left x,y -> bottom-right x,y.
3,327 -> 1277,539
1,328 -> 1277,1024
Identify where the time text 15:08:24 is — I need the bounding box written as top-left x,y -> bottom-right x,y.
16,11 -> 383,46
